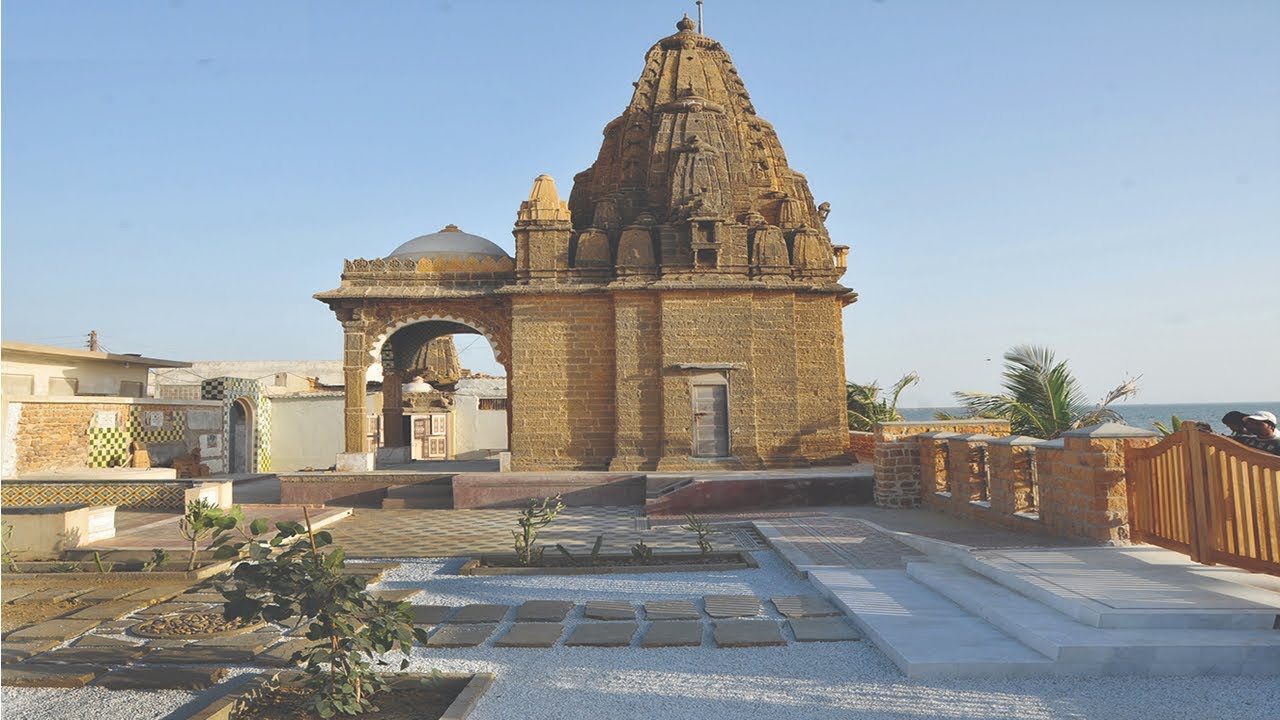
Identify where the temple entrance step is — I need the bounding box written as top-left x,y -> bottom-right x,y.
381,479 -> 454,510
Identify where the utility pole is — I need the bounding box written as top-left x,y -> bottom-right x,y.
87,330 -> 99,352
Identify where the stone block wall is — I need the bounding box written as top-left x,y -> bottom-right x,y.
1037,431 -> 1158,543
904,423 -> 1159,544
872,420 -> 1011,508
4,397 -> 223,476
848,431 -> 875,462
510,294 -> 617,470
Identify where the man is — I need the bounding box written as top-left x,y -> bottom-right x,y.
1221,411 -> 1250,438
1242,411 -> 1280,456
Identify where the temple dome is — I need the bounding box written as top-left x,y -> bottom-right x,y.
387,224 -> 510,261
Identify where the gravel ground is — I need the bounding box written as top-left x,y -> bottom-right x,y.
5,552 -> 1279,720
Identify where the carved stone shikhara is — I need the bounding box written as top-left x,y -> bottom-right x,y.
316,18 -> 856,470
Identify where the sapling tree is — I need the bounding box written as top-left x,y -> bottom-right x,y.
215,511 -> 426,718
512,495 -> 564,566
178,498 -> 244,571
681,513 -> 714,554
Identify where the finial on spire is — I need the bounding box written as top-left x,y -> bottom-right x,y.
697,0 -> 704,34
677,14 -> 696,32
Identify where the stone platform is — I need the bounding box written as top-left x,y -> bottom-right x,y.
279,464 -> 874,514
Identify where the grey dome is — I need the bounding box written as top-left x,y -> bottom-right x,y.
387,224 -> 510,261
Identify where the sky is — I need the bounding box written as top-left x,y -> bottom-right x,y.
3,0 -> 1278,406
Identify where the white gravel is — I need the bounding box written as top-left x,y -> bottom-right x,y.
5,551 -> 1278,719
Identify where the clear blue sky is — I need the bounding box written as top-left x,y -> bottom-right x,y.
4,1 -> 1277,406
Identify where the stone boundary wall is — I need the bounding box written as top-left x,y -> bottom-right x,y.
872,420 -> 1011,508
847,431 -> 875,462
4,397 -> 223,477
891,422 -> 1159,544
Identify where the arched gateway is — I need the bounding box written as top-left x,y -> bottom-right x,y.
316,17 -> 856,472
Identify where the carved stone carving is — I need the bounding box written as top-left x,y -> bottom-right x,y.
791,224 -> 830,269
752,224 -> 791,269
616,213 -> 657,269
573,228 -> 613,268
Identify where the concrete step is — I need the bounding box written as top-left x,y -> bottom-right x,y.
382,481 -> 453,509
806,567 -> 1055,678
907,561 -> 1280,675
961,549 -> 1280,630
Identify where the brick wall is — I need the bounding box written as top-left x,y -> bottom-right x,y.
872,420 -> 1011,508
848,431 -> 875,462
7,398 -> 222,475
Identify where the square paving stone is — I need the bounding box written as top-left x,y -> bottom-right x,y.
712,620 -> 785,648
2,587 -> 39,603
771,595 -> 840,618
67,601 -> 150,621
644,600 -> 700,620
640,621 -> 703,648
704,595 -> 762,618
12,588 -> 83,603
426,624 -> 496,648
787,618 -> 861,642
31,645 -> 148,664
125,586 -> 190,605
1,663 -> 108,687
75,587 -> 144,603
516,600 -> 574,622
1,639 -> 60,663
410,605 -> 453,625
73,635 -> 144,649
371,588 -> 419,602
584,601 -> 635,620
564,622 -> 638,647
142,645 -> 262,664
258,639 -> 312,667
135,602 -> 210,616
94,665 -> 228,690
190,634 -> 273,652
6,618 -> 101,641
449,604 -> 509,624
494,623 -> 564,648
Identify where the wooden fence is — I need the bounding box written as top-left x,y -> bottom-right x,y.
1126,424 -> 1280,576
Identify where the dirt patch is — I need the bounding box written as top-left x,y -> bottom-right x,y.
1,600 -> 85,634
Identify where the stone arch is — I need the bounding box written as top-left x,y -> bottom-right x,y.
366,303 -> 511,374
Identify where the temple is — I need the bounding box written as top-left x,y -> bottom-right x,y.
316,16 -> 856,471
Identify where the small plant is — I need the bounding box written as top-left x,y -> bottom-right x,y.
178,499 -> 244,571
2,522 -> 21,572
590,534 -> 604,565
141,548 -> 169,572
554,544 -> 577,565
92,550 -> 114,573
51,561 -> 80,573
216,510 -> 426,718
681,513 -> 714,555
512,495 -> 564,566
630,540 -> 653,561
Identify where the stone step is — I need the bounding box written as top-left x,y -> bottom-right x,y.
382,481 -> 454,509
907,561 -> 1280,675
806,567 -> 1054,678
960,550 -> 1280,630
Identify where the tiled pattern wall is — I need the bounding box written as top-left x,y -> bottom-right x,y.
1,482 -> 186,509
201,377 -> 271,473
87,408 -> 189,468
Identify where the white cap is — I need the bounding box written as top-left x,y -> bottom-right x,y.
1245,411 -> 1277,426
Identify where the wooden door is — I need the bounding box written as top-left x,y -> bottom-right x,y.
692,384 -> 729,457
414,418 -> 428,459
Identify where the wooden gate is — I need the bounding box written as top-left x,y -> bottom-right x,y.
1126,424 -> 1280,576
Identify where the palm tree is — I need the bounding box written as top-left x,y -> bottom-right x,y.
952,345 -> 1138,439
847,371 -> 920,431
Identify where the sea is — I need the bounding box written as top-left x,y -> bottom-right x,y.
898,402 -> 1280,435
